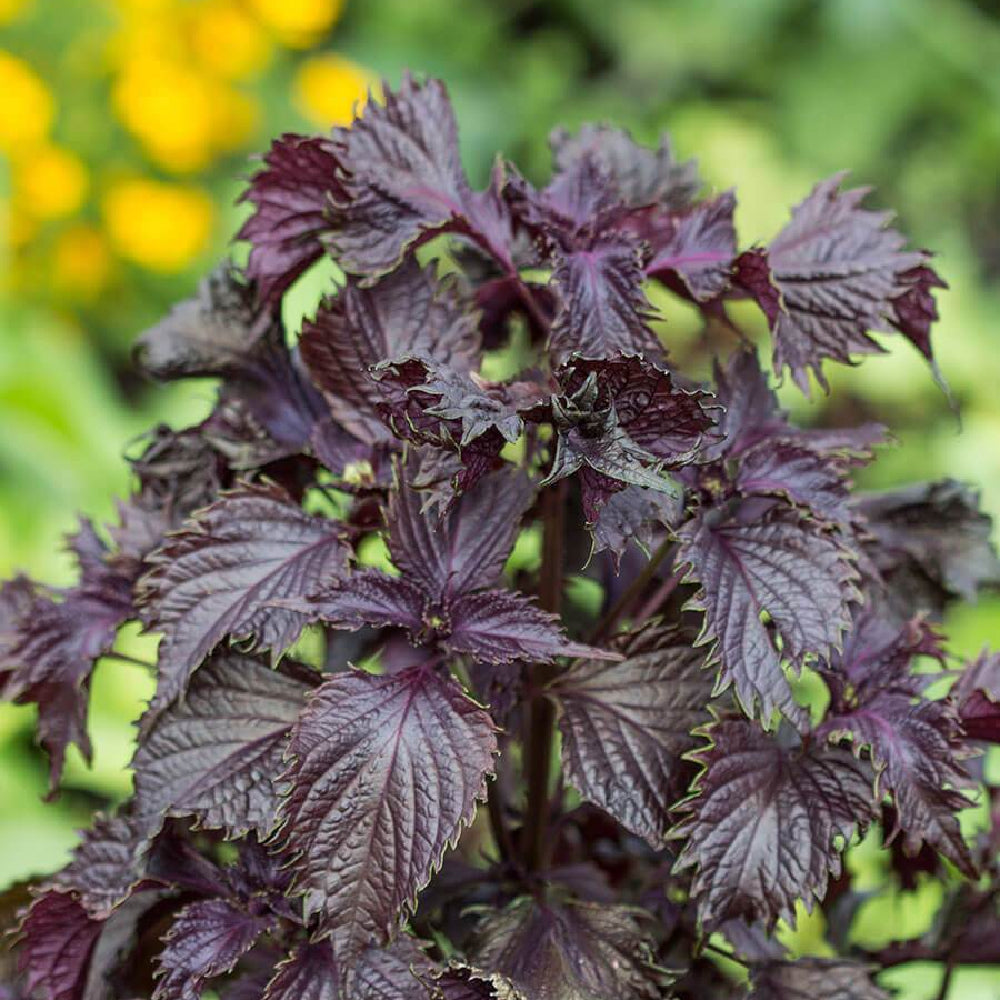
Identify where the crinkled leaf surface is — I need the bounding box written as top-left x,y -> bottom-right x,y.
749,959 -> 889,1000
646,191 -> 736,302
330,75 -> 511,276
300,261 -> 480,445
766,173 -> 924,393
279,666 -> 497,956
471,898 -> 669,1000
548,237 -> 661,364
153,899 -> 274,1000
552,623 -> 714,845
238,133 -> 344,306
133,263 -> 266,381
388,466 -> 533,597
550,124 -> 700,211
262,940 -> 432,1000
133,652 -> 317,837
674,720 -> 875,928
678,503 -> 858,721
446,589 -> 609,664
16,891 -> 104,1000
140,482 -> 349,707
50,813 -> 152,918
823,693 -> 976,876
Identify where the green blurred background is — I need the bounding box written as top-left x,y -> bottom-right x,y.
1,0 -> 999,994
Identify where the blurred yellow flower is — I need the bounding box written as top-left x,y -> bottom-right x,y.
52,224 -> 112,299
0,0 -> 31,26
113,57 -> 219,172
246,0 -> 344,49
190,0 -> 272,81
294,53 -> 371,127
102,178 -> 213,272
112,54 -> 257,172
0,52 -> 54,150
13,145 -> 89,220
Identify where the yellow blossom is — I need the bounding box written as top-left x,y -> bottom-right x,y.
52,223 -> 112,298
0,52 -> 54,150
13,144 -> 89,220
113,57 -> 220,172
294,54 -> 371,128
245,0 -> 345,49
102,178 -> 213,272
190,0 -> 272,81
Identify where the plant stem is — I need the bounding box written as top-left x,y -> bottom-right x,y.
589,534 -> 675,645
936,956 -> 956,1000
700,940 -> 749,968
522,482 -> 565,872
486,770 -> 515,866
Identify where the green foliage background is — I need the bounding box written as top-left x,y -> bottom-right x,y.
2,1 -> 999,995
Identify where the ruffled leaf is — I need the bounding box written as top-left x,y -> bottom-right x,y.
238,134 -> 344,306
678,502 -> 858,721
646,191 -> 737,302
548,237 -> 662,364
550,124 -> 700,211
674,720 -> 876,928
330,74 -> 512,276
153,899 -> 274,1000
278,666 -> 497,954
766,173 -> 925,394
552,623 -> 714,846
300,261 -> 480,445
749,959 -> 889,1000
471,898 -> 670,1000
133,652 -> 317,837
139,482 -> 349,707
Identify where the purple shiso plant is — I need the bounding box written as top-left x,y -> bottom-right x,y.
3,73 -> 1000,1000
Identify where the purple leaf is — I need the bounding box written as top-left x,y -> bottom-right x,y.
238,133 -> 344,306
736,443 -> 851,523
16,891 -> 103,1000
263,941 -> 342,1000
731,248 -> 782,326
823,693 -> 976,877
262,940 -> 433,1000
552,623 -> 715,846
1,523 -> 136,789
646,191 -> 737,303
550,124 -> 700,211
819,614 -> 976,876
153,899 -> 274,1000
749,959 -> 889,1000
548,237 -> 662,364
133,652 -> 316,837
330,75 -> 513,277
766,173 -> 925,394
590,484 -> 682,570
888,262 -> 947,362
278,665 -> 497,954
133,263 -> 267,381
853,479 -> 1000,618
139,481 -> 349,707
446,589 -> 613,664
299,261 -> 481,446
49,813 -> 152,918
387,467 -> 534,597
471,898 -> 670,1000
303,570 -> 427,633
678,503 -> 858,721
954,648 -> 1000,743
674,720 -> 876,928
